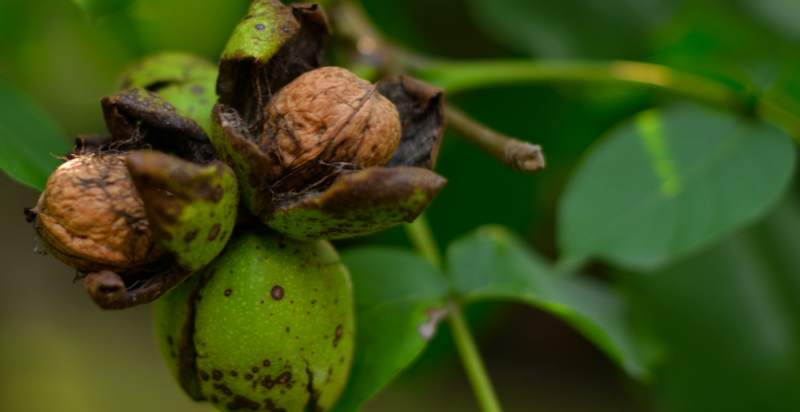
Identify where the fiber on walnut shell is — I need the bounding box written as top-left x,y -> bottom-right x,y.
32,155 -> 159,273
263,66 -> 401,186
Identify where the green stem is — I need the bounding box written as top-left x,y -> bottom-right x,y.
405,214 -> 442,268
415,60 -> 754,112
446,105 -> 545,174
447,300 -> 504,412
414,59 -> 800,144
404,217 -> 504,412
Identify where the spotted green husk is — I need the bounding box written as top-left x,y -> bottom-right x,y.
126,151 -> 238,272
156,231 -> 355,411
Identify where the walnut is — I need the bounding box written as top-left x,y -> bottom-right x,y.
32,155 -> 159,273
262,66 -> 402,187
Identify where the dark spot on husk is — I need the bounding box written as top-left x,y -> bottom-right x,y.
303,360 -> 322,412
224,288 -> 233,297
184,229 -> 199,242
271,285 -> 285,300
208,223 -> 221,241
264,398 -> 287,412
255,23 -> 266,31
173,268 -> 219,400
261,371 -> 293,390
214,383 -> 234,396
227,395 -> 261,411
333,324 -> 344,347
212,370 -> 223,381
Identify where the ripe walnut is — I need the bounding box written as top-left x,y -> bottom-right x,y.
262,66 -> 401,187
210,0 -> 445,240
32,155 -> 159,273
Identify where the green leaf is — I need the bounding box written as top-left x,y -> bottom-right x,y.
130,0 -> 250,59
559,104 -> 796,270
0,79 -> 70,191
447,226 -> 651,379
464,0 -> 673,58
333,248 -> 449,412
624,197 -> 800,412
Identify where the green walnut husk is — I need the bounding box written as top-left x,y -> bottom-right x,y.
209,0 -> 446,241
125,151 -> 238,273
119,52 -> 218,133
156,231 -> 355,411
28,53 -> 239,310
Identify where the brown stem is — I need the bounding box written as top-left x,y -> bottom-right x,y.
445,106 -> 545,173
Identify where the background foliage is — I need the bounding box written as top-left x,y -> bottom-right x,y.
0,0 -> 798,411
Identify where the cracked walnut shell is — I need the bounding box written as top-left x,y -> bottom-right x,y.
32,155 -> 159,273
262,66 -> 401,185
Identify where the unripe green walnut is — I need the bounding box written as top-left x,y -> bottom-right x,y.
156,231 -> 355,412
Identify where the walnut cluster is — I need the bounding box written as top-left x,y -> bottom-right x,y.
262,67 -> 401,186
32,155 -> 159,272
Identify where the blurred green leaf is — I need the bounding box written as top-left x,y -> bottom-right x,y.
624,197 -> 800,412
334,248 -> 449,412
738,0 -> 800,42
130,0 -> 249,59
0,79 -> 70,191
72,0 -> 134,20
447,226 -> 650,378
464,0 -> 674,58
559,104 -> 796,270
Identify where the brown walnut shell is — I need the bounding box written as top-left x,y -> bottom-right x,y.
262,67 -> 401,191
32,155 -> 161,273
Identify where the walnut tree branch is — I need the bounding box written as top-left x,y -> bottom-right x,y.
445,106 -> 545,173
